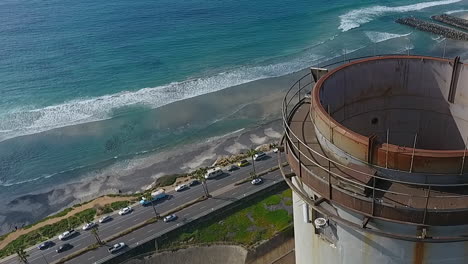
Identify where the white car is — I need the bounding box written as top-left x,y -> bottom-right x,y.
108,242 -> 126,253
251,178 -> 263,185
253,152 -> 266,161
58,230 -> 76,240
99,215 -> 111,223
118,207 -> 132,215
163,214 -> 177,222
273,148 -> 279,153
175,184 -> 188,192
82,222 -> 96,231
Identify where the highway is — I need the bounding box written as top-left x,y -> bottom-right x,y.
1,154 -> 284,264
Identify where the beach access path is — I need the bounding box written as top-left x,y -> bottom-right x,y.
1,153 -> 284,264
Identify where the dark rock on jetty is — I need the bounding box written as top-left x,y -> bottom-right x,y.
432,14 -> 468,31
396,17 -> 468,41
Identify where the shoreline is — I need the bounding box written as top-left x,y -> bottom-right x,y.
0,68 -> 307,235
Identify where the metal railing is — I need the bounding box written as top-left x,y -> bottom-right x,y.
281,53 -> 468,226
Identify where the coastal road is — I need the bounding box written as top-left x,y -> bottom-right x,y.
1,154 -> 285,264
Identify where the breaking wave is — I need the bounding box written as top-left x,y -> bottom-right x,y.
365,31 -> 412,43
339,0 -> 462,32
0,53 -> 323,143
445,9 -> 468,14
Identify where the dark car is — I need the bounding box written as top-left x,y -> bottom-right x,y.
227,164 -> 238,171
56,243 -> 73,253
189,180 -> 200,186
38,241 -> 54,250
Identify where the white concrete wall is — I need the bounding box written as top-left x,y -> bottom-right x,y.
292,179 -> 468,264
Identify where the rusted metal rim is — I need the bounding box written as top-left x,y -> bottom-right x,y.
312,55 -> 467,158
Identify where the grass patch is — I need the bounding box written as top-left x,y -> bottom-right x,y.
97,200 -> 132,216
281,189 -> 292,198
155,174 -> 186,187
263,195 -> 282,206
161,189 -> 293,249
0,233 -> 9,243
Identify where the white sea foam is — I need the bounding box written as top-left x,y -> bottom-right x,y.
339,0 -> 462,32
445,9 -> 468,14
0,54 -> 323,143
365,31 -> 412,43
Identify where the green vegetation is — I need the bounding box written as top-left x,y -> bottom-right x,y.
98,200 -> 132,216
155,174 -> 187,187
263,195 -> 282,206
281,189 -> 293,206
0,233 -> 8,243
23,208 -> 74,230
0,208 -> 97,258
161,189 -> 293,249
281,189 -> 292,198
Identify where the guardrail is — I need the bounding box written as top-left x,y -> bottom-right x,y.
281,53 -> 468,228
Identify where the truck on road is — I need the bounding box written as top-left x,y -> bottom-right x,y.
140,189 -> 167,206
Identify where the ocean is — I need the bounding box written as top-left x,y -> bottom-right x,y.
0,0 -> 467,229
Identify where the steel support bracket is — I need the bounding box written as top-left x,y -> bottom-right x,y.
314,197 -> 327,206
362,217 -> 371,228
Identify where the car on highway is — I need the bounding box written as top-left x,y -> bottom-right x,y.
38,241 -> 54,250
189,179 -> 200,186
56,243 -> 73,253
119,207 -> 133,215
273,148 -> 279,153
108,242 -> 126,254
140,189 -> 168,206
163,214 -> 177,222
175,184 -> 188,192
227,164 -> 238,171
205,167 -> 223,179
251,178 -> 263,185
253,152 -> 266,161
58,229 -> 76,240
82,222 -> 96,231
99,215 -> 112,223
237,159 -> 249,167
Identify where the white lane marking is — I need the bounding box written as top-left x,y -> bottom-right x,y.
75,243 -> 82,248
147,230 -> 154,234
183,213 -> 190,217
232,192 -> 237,196
168,202 -> 175,207
129,238 -> 136,242
115,226 -> 122,230
88,256 -> 95,260
200,205 -> 206,210
133,218 -> 140,222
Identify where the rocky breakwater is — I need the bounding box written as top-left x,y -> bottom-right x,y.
396,17 -> 468,41
432,14 -> 468,31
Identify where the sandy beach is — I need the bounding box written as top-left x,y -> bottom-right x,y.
0,68 -> 309,235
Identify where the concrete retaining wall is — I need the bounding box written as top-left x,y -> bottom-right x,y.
123,245 -> 247,264
245,226 -> 294,264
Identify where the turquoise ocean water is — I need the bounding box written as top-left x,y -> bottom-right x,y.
0,0 -> 467,202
